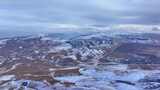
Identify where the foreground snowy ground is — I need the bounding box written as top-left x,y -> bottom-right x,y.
1,64 -> 160,90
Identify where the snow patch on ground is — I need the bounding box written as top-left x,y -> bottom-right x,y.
116,83 -> 142,90
0,39 -> 8,45
0,75 -> 15,81
55,76 -> 89,83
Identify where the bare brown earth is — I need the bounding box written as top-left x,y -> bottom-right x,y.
1,60 -> 80,84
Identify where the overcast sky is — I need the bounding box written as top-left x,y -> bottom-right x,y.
0,0 -> 160,33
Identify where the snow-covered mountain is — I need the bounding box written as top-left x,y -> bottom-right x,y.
1,32 -> 160,90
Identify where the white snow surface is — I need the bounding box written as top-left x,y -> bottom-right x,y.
0,39 -> 8,45
0,75 -> 15,81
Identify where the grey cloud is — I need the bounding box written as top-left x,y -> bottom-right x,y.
0,0 -> 160,32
